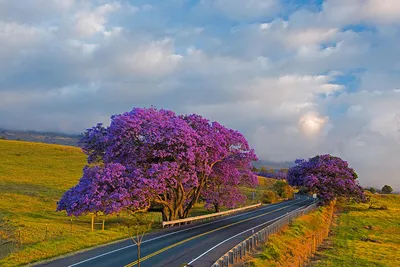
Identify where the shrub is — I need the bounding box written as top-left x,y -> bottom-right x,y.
272,180 -> 294,199
261,190 -> 277,204
381,185 -> 393,194
367,187 -> 376,194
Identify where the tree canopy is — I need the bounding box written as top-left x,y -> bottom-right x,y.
381,185 -> 393,194
287,154 -> 365,204
57,107 -> 258,220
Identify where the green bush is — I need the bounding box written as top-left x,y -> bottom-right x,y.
381,185 -> 393,194
366,187 -> 376,194
261,190 -> 277,204
272,180 -> 294,199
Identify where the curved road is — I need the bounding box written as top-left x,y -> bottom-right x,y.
37,196 -> 313,267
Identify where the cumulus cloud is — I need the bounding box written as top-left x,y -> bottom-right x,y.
1,0 -> 399,190
73,2 -> 121,37
323,0 -> 400,25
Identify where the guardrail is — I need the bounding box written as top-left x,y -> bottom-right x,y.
162,203 -> 262,228
211,201 -> 318,267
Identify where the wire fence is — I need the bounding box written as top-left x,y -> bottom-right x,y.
0,230 -> 19,259
210,202 -> 330,267
0,214 -> 165,261
0,218 -> 110,260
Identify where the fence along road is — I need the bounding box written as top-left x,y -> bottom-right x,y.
37,196 -> 313,267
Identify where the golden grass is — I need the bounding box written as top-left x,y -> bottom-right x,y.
240,201 -> 335,267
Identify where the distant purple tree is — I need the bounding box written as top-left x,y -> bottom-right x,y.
287,155 -> 366,204
57,107 -> 258,221
258,169 -> 287,180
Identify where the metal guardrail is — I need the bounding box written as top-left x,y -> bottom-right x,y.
211,201 -> 318,267
162,203 -> 262,228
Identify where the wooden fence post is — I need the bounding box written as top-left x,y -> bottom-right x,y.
91,214 -> 94,232
102,219 -> 105,231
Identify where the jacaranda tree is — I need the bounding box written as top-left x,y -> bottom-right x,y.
287,154 -> 366,204
57,107 -> 258,221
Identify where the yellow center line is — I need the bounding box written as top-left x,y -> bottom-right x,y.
124,199 -> 307,267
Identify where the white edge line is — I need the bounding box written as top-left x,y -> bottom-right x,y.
68,245 -> 136,267
188,200 -> 312,265
67,198 -> 305,267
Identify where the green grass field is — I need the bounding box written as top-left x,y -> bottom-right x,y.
310,193 -> 400,267
0,140 -> 282,266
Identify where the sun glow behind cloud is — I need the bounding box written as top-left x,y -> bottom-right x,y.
299,113 -> 328,137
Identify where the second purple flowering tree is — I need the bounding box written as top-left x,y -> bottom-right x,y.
57,107 -> 258,221
287,154 -> 366,205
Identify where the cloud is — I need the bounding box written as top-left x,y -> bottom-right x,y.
323,0 -> 400,25
0,0 -> 399,190
73,2 -> 121,37
286,28 -> 338,47
109,38 -> 183,77
299,112 -> 329,137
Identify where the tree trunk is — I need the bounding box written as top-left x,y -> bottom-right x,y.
161,207 -> 168,221
183,181 -> 206,218
137,244 -> 141,267
214,203 -> 220,213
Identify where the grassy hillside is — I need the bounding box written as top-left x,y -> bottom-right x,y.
309,193 -> 400,267
0,140 -> 163,266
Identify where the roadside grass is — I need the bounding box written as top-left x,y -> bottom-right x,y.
310,192 -> 400,267
0,140 -> 280,266
240,201 -> 334,267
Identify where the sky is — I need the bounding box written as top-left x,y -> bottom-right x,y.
1,0 -> 399,190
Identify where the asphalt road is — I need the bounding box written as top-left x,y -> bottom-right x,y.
37,196 -> 313,267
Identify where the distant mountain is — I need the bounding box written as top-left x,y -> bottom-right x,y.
252,159 -> 294,169
0,129 -> 81,147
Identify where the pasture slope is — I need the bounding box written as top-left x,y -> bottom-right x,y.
0,140 -> 162,267
309,192 -> 400,267
0,140 -> 284,266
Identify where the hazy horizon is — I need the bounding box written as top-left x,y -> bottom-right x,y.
1,0 -> 399,190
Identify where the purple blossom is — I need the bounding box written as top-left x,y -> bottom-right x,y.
57,107 -> 258,220
287,154 -> 366,205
